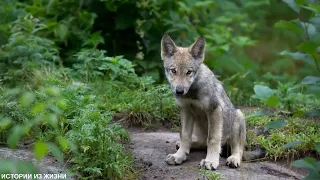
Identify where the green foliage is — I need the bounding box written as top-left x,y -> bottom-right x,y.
246,114 -> 320,161
73,49 -> 136,82
199,169 -> 222,180
276,0 -> 320,93
292,156 -> 320,180
252,82 -> 320,113
0,73 -> 140,179
0,0 -> 319,179
0,87 -> 68,173
248,1 -> 320,179
0,14 -> 60,85
102,83 -> 178,127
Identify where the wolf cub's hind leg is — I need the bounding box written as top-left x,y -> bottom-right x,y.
176,121 -> 207,150
226,110 -> 245,168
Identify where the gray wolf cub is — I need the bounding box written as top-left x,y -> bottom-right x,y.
161,34 -> 247,170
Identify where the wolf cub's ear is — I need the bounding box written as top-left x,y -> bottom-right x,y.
189,37 -> 205,62
161,34 -> 177,60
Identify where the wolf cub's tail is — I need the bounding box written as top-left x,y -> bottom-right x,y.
237,109 -> 266,161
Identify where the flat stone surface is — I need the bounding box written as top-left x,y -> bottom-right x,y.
131,132 -> 305,180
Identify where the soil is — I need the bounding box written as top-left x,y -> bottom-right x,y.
129,129 -> 308,180
0,147 -> 73,178
0,123 -> 310,180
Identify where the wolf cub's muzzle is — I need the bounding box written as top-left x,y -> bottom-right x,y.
175,86 -> 185,95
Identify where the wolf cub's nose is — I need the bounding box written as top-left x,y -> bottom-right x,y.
175,87 -> 184,95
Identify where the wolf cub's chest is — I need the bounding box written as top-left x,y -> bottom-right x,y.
175,96 -> 211,111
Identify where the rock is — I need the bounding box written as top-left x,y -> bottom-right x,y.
130,132 -> 305,180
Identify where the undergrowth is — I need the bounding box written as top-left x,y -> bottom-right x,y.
246,113 -> 320,161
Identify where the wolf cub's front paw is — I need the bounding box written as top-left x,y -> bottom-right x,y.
199,158 -> 219,170
226,155 -> 241,168
165,153 -> 187,165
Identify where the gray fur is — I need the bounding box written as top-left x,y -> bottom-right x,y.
161,34 -> 249,170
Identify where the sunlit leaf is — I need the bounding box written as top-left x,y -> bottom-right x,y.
253,85 -> 274,99
34,142 -> 48,160
57,136 -> 69,151
0,118 -> 12,131
7,125 -> 28,149
20,92 -> 36,107
47,143 -> 63,161
265,95 -> 279,108
32,103 -> 46,114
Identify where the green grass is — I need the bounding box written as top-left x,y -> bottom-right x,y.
95,81 -> 179,128
200,169 -> 222,180
245,110 -> 320,161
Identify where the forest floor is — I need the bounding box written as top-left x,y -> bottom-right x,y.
129,127 -> 308,180
0,106 -> 312,180
0,127 -> 309,180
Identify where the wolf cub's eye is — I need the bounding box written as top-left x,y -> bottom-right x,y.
171,69 -> 177,74
186,70 -> 192,75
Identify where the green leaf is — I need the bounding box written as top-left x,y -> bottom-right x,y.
20,92 -> 36,107
305,109 -> 320,117
195,1 -> 214,7
293,109 -> 305,117
264,120 -> 286,132
253,85 -> 274,99
7,125 -> 29,149
301,22 -> 317,38
265,95 -> 279,108
34,142 -> 48,160
45,114 -> 58,128
280,51 -> 313,64
45,87 -> 60,96
57,136 -> 69,151
292,157 -> 317,172
57,99 -> 67,110
246,110 -> 273,119
32,103 -> 46,114
83,31 -> 105,47
46,143 -> 63,161
47,0 -> 59,14
315,143 -> 320,154
298,41 -> 318,54
301,76 -> 320,85
275,20 -> 303,34
0,118 -> 12,131
283,141 -> 305,149
301,4 -> 320,13
295,0 -> 307,5
283,0 -> 300,13
54,23 -> 68,41
0,161 -> 39,174
304,171 -> 320,180
309,17 -> 320,25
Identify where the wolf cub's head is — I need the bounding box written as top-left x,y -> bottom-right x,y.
161,34 -> 205,96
